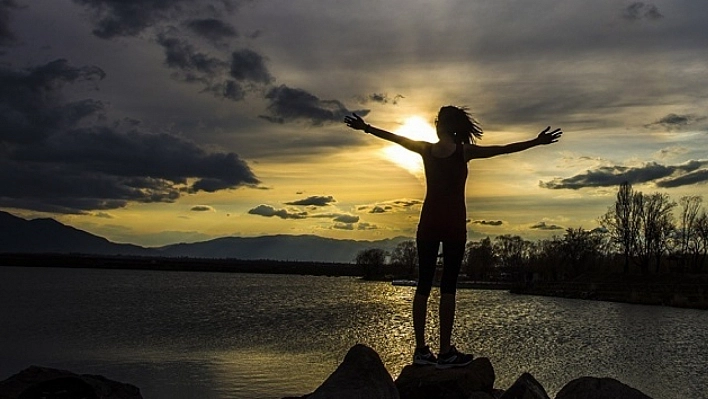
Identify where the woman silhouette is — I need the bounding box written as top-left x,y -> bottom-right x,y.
345,106 -> 562,368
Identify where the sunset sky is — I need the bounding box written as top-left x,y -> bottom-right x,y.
2,0 -> 707,247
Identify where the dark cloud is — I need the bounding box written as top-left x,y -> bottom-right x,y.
73,0 -> 237,39
645,113 -> 705,130
0,59 -> 259,213
530,222 -> 564,230
0,0 -> 20,46
473,220 -> 503,226
360,199 -> 422,214
285,195 -> 335,207
541,160 -> 708,189
157,34 -> 227,78
358,93 -> 405,105
229,49 -> 274,84
333,222 -> 354,230
656,169 -> 708,188
262,84 -> 369,126
156,37 -> 276,101
622,2 -> 663,21
357,222 -> 378,230
190,205 -> 215,212
247,204 -> 307,219
333,214 -> 359,224
186,18 -> 238,44
247,203 -> 363,226
390,199 -> 423,207
0,59 -> 106,144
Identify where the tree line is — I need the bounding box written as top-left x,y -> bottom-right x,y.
356,182 -> 708,281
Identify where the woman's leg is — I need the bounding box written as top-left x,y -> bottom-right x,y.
438,240 -> 465,354
414,240 -> 439,349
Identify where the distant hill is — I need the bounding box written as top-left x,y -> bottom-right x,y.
0,211 -> 154,256
158,235 -> 409,263
0,211 -> 409,263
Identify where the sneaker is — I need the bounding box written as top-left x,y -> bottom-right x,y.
413,346 -> 438,366
436,346 -> 474,369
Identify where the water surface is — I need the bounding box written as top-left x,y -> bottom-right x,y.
1,266 -> 706,398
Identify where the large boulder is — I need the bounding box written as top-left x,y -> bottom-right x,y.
555,377 -> 654,399
304,344 -> 399,399
0,366 -> 142,399
499,373 -> 550,399
394,357 -> 495,399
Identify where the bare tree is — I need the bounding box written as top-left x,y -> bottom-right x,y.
640,192 -> 675,273
494,235 -> 532,269
391,240 -> 418,277
673,196 -> 703,273
465,237 -> 495,280
559,227 -> 604,277
600,182 -> 643,273
356,248 -> 387,280
691,211 -> 708,273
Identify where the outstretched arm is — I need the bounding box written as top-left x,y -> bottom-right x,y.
344,113 -> 427,154
465,126 -> 562,160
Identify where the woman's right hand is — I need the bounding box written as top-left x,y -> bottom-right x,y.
344,113 -> 367,131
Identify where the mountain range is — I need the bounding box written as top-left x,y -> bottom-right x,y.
0,211 -> 408,263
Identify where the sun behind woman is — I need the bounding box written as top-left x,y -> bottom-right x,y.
381,116 -> 437,176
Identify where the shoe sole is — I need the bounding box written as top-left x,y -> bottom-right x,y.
435,359 -> 474,369
413,360 -> 437,366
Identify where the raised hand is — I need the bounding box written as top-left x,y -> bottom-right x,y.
344,113 -> 367,131
536,127 -> 563,145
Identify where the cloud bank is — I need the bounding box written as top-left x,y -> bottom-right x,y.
541,160 -> 708,190
0,59 -> 259,214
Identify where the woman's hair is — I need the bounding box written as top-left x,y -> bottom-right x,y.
436,105 -> 483,144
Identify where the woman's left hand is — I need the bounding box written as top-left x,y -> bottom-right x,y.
536,127 -> 563,144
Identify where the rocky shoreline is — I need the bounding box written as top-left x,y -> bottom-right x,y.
0,345 -> 655,399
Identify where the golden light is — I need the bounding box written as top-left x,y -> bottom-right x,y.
381,116 -> 437,177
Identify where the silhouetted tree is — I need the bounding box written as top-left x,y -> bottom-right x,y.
391,240 -> 418,277
692,211 -> 708,273
600,182 -> 643,273
464,237 -> 495,280
356,247 -> 387,280
494,235 -> 531,270
559,227 -> 603,277
639,192 -> 675,273
673,196 -> 703,273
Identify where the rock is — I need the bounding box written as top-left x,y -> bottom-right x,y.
555,377 -> 654,399
0,366 -> 142,399
306,344 -> 399,399
394,357 -> 495,399
499,373 -> 550,399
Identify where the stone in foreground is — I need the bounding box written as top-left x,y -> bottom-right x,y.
499,372 -> 550,399
0,366 -> 142,399
555,376 -> 654,399
395,357 -> 495,399
305,344 -> 399,399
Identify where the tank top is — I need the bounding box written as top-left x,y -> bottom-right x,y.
416,143 -> 468,241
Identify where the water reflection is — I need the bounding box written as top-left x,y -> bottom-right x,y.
1,267 -> 706,399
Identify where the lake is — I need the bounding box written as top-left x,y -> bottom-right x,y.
1,266 -> 706,398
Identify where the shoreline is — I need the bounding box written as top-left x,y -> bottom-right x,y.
511,280 -> 708,310
3,252 -> 707,310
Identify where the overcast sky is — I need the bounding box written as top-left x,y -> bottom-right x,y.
2,0 -> 707,246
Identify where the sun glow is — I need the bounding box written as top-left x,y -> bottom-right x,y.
382,116 -> 437,176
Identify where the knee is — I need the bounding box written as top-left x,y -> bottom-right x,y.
415,285 -> 432,298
